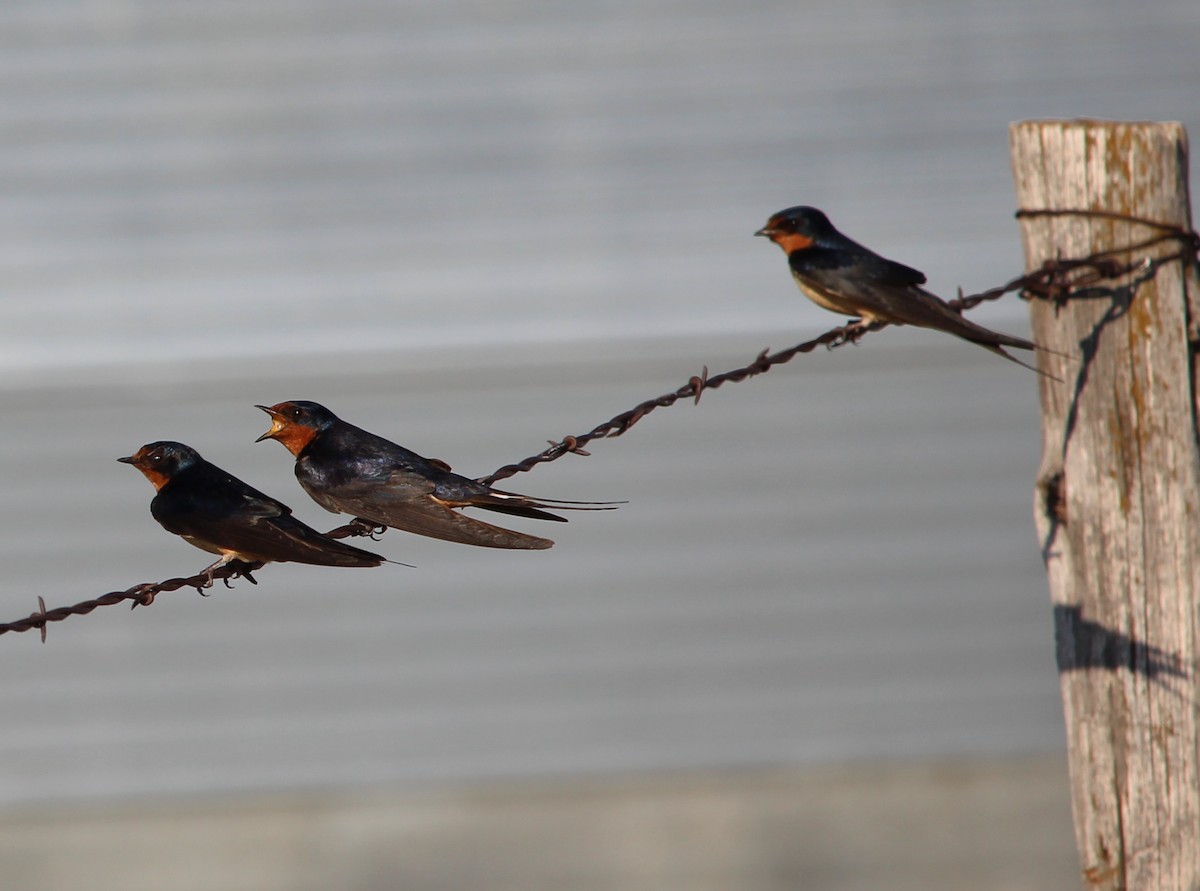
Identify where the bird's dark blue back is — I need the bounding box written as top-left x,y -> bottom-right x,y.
297,418 -> 441,485
789,235 -> 927,289
151,458 -> 284,531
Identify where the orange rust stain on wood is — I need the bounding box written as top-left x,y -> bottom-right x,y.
1105,404 -> 1134,516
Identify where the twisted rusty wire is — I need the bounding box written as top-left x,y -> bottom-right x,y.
3,212 -> 1196,640
1,561 -> 263,641
478,321 -> 866,486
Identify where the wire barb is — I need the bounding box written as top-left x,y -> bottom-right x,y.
4,562 -> 264,637
690,366 -> 709,405
2,210 -> 1196,640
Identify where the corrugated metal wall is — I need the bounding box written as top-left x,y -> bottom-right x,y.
0,0 -> 1196,807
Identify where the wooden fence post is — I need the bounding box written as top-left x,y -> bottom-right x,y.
1009,120 -> 1200,889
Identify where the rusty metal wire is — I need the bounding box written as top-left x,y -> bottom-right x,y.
3,212 -> 1196,640
478,323 -> 868,486
1,561 -> 263,640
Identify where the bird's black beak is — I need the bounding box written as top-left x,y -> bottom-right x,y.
255,405 -> 281,442
117,455 -> 135,465
754,225 -> 773,238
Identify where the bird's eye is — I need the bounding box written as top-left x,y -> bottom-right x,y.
291,408 -> 304,419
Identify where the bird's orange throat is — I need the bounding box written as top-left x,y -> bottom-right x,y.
261,420 -> 319,456
773,232 -> 814,254
132,463 -> 173,491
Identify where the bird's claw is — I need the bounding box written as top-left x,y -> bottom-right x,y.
350,518 -> 388,540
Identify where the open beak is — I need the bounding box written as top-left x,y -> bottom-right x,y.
254,405 -> 283,442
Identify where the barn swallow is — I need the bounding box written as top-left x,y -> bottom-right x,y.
255,401 -> 619,550
756,205 -> 1040,369
119,441 -> 386,582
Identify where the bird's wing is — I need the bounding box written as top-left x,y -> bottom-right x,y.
310,471 -> 555,549
174,501 -> 382,566
242,513 -> 385,565
895,287 -> 1036,350
801,261 -> 1035,351
154,466 -> 381,566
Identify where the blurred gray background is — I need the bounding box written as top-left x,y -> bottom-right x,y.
2,1 -> 1198,889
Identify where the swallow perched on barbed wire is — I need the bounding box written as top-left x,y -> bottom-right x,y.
255,401 -> 620,550
119,441 -> 387,583
756,205 -> 1042,370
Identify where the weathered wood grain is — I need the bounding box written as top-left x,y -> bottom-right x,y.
1010,120 -> 1200,890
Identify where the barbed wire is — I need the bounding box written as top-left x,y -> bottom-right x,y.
2,561 -> 264,641
3,214 -> 1196,640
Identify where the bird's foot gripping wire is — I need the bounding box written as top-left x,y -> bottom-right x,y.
347,518 -> 389,541
828,319 -> 885,349
224,560 -> 262,587
190,557 -> 264,594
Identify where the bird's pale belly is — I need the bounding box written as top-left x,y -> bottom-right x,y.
793,275 -> 884,323
182,534 -> 260,562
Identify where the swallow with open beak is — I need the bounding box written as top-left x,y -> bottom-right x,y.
256,401 -> 618,550
119,440 -> 386,582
